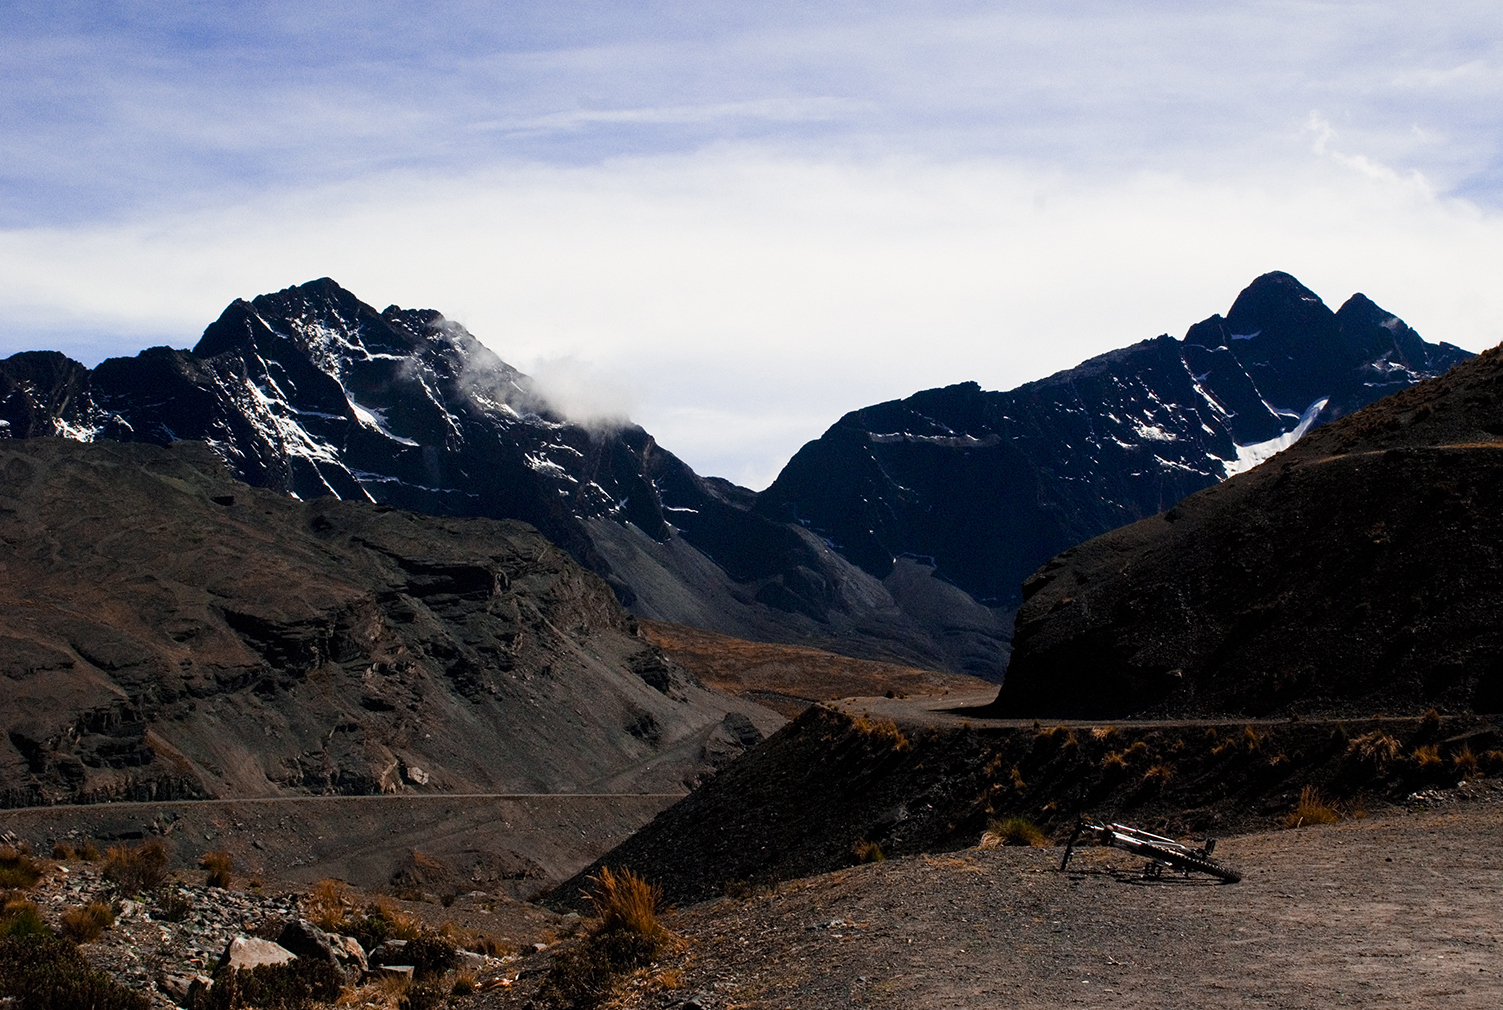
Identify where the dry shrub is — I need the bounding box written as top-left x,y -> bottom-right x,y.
989,817 -> 1045,847
305,878 -> 352,931
1093,726 -> 1118,740
1348,730 -> 1402,770
586,867 -> 667,941
450,971 -> 478,996
1101,751 -> 1128,773
851,839 -> 885,864
0,845 -> 44,890
372,896 -> 424,941
102,839 -> 169,894
1284,786 -> 1338,828
1124,740 -> 1150,760
1454,746 -> 1480,778
79,842 -> 99,862
1142,763 -> 1174,786
541,867 -> 674,1009
1410,744 -> 1443,769
51,843 -> 72,861
1421,708 -> 1442,732
199,850 -> 234,889
850,715 -> 911,752
58,900 -> 116,944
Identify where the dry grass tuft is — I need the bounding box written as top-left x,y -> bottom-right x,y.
1142,763 -> 1174,786
851,839 -> 885,863
1284,786 -> 1339,828
306,878 -> 353,931
1009,765 -> 1026,791
1410,744 -> 1443,769
1348,730 -> 1402,770
1124,740 -> 1149,760
1242,726 -> 1263,751
199,849 -> 234,889
102,839 -> 169,894
59,900 -> 115,943
1101,751 -> 1128,773
1454,746 -> 1480,778
1093,726 -> 1118,740
989,817 -> 1045,847
851,715 -> 911,752
585,866 -> 668,942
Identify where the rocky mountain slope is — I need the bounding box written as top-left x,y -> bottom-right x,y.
991,342 -> 1503,718
0,280 -> 969,676
0,437 -> 780,806
755,272 -> 1470,676
1,273 -> 1466,681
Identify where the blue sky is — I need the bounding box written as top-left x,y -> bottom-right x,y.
3,2 -> 1502,486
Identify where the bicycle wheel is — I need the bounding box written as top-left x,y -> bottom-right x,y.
1142,843 -> 1243,883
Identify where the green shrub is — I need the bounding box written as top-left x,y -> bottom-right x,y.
401,935 -> 457,981
0,845 -> 44,890
398,981 -> 447,1010
0,898 -> 50,939
204,958 -> 342,1010
0,932 -> 147,1010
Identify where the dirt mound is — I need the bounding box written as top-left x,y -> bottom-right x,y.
553,704 -> 1500,908
0,438 -> 781,805
638,620 -> 990,717
994,344 -> 1503,718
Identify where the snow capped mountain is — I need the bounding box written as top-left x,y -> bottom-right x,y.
0,272 -> 1470,682
754,272 -> 1470,651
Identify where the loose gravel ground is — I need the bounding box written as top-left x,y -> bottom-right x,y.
475,789 -> 1503,1009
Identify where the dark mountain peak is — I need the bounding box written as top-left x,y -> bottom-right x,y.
996,340 -> 1503,718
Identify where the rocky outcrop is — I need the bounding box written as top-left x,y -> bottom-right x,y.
0,438 -> 781,805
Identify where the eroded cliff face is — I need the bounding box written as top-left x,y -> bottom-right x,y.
0,438 -> 780,806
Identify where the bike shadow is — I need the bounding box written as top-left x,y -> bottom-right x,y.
1061,866 -> 1231,887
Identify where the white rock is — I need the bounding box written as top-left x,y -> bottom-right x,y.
219,936 -> 296,971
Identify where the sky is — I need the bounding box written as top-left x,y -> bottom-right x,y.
2,2 -> 1501,489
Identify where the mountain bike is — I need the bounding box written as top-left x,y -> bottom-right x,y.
1059,816 -> 1242,883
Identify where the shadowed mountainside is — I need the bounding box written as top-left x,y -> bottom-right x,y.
990,343 -> 1503,719
0,438 -> 781,807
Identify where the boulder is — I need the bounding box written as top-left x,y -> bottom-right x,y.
219,936 -> 295,971
276,918 -> 368,977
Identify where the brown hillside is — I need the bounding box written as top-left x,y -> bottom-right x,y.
0,438 -> 781,805
638,619 -> 990,717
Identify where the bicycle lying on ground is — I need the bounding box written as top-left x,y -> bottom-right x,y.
1059,817 -> 1242,883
